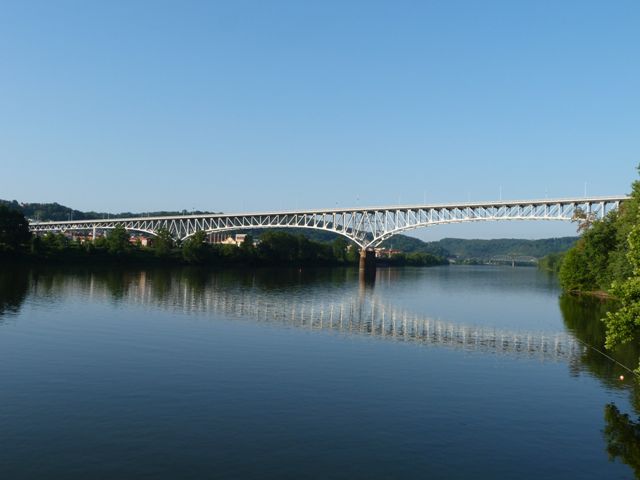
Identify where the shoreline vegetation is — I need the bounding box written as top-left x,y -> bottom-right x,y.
0,212 -> 448,268
541,167 -> 640,371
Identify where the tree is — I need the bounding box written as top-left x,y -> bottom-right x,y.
238,234 -> 256,262
182,230 -> 208,263
258,231 -> 298,263
332,237 -> 348,262
106,225 -> 131,255
346,244 -> 360,264
154,228 -> 175,257
571,206 -> 596,232
609,175 -> 640,281
559,167 -> 640,293
0,205 -> 31,251
604,220 -> 640,371
559,241 -> 595,291
581,212 -> 618,289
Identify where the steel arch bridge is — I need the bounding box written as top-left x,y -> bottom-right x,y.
28,196 -> 628,249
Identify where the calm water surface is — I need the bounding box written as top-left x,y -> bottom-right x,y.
0,265 -> 639,479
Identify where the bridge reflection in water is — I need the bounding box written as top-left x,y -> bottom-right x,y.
52,269 -> 585,364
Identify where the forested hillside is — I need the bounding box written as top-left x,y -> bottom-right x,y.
0,199 -> 214,221
432,237 -> 577,261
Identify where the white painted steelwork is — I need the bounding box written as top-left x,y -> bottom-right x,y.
28,196 -> 628,248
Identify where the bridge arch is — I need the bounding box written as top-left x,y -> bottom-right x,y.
183,224 -> 366,248
366,216 -> 573,248
27,196 -> 628,251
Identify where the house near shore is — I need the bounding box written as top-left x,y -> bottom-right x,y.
208,233 -> 248,246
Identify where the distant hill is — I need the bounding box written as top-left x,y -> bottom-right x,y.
381,235 -> 577,260
379,235 -> 450,257
3,199 -> 576,259
0,199 -> 215,221
430,237 -> 578,260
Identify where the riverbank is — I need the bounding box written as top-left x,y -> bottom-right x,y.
563,289 -> 616,300
1,244 -> 447,269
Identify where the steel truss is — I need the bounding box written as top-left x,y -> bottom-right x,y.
28,196 -> 628,248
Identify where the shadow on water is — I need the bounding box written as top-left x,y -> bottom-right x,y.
559,295 -> 637,384
604,403 -> 640,478
17,264 -> 363,303
0,266 -> 29,319
559,294 -> 640,477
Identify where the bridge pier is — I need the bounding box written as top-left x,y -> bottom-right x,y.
359,248 -> 376,275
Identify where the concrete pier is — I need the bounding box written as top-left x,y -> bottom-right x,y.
359,248 -> 376,274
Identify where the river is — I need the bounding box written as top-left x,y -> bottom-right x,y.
0,265 -> 638,479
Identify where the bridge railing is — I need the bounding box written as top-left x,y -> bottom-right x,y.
28,196 -> 629,247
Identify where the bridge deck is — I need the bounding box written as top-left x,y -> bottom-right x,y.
28,195 -> 629,247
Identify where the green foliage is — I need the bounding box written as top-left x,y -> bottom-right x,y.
582,212 -> 619,289
257,231 -> 297,263
559,242 -> 596,292
384,252 -> 448,266
379,235 -> 451,257
346,245 -> 360,263
239,234 -> 255,261
0,198 -> 217,222
0,205 -> 31,251
43,232 -> 70,251
559,169 -> 640,294
610,176 -> 640,280
538,251 -> 565,273
256,231 -> 334,265
424,237 -> 577,261
604,221 -> 640,370
106,225 -> 131,255
240,234 -> 254,250
182,230 -> 208,263
332,237 -> 348,263
154,228 -> 175,257
22,228 -> 360,267
605,276 -> 640,351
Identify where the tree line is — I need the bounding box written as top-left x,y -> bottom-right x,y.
0,207 -> 446,268
0,199 -> 216,222
548,167 -> 640,372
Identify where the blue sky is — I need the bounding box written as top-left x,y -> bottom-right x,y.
1,1 -> 638,239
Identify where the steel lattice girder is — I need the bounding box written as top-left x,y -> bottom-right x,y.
28,196 -> 628,248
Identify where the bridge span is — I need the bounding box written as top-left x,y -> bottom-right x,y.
29,196 -> 627,251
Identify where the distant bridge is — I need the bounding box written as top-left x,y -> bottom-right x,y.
28,196 -> 627,249
490,255 -> 539,266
